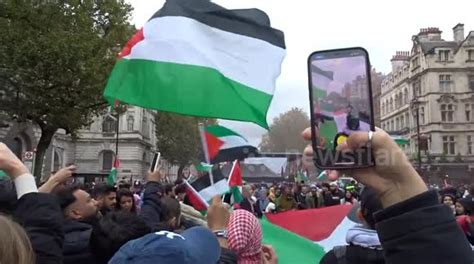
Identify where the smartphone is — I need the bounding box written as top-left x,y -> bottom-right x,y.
307,47 -> 375,169
150,152 -> 161,172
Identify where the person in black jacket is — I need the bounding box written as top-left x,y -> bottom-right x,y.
88,169 -> 165,262
0,142 -> 64,264
91,184 -> 117,216
320,188 -> 384,264
303,128 -> 472,264
56,185 -> 100,264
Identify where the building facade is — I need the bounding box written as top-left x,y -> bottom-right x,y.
0,107 -> 178,182
380,24 -> 474,183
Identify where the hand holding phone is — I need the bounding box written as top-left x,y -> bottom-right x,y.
307,47 -> 375,169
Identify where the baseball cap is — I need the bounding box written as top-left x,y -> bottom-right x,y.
109,226 -> 221,264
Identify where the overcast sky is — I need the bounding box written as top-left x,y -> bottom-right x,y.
127,0 -> 473,146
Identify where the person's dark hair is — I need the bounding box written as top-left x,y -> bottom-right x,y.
90,211 -> 151,262
115,188 -> 137,213
158,197 -> 181,231
56,185 -> 83,210
160,197 -> 181,222
359,188 -> 383,229
164,184 -> 174,196
457,198 -> 472,215
91,184 -> 116,199
441,193 -> 456,204
174,183 -> 186,195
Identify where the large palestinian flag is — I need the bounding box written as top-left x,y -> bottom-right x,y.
261,205 -> 358,263
203,125 -> 258,164
103,0 -> 286,128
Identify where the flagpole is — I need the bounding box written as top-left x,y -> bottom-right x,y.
223,160 -> 238,202
198,123 -> 214,185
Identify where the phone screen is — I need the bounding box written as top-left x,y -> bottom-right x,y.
150,152 -> 161,172
308,48 -> 374,168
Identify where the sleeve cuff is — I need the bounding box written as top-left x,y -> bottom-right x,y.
14,173 -> 38,199
374,190 -> 438,223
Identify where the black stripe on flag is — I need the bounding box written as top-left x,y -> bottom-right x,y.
150,0 -> 285,49
191,168 -> 226,192
210,146 -> 258,164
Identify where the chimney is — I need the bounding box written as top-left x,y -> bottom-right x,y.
418,27 -> 442,41
453,23 -> 464,42
390,51 -> 410,72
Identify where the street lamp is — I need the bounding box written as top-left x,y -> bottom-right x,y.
410,97 -> 422,173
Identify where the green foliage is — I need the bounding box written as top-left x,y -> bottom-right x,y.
259,108 -> 310,152
155,112 -> 217,168
0,1 -> 134,176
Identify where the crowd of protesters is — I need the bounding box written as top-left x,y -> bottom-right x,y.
1,128 -> 474,264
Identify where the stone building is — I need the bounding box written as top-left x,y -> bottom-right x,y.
0,106 -> 178,182
380,23 -> 474,183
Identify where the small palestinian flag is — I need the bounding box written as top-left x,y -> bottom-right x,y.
311,64 -> 334,99
185,169 -> 229,211
203,125 -> 258,164
107,158 -> 120,186
228,160 -> 243,204
103,0 -> 286,128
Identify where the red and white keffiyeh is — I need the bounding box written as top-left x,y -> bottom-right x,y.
228,209 -> 262,264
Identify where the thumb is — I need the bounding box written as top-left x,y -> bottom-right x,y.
211,195 -> 222,206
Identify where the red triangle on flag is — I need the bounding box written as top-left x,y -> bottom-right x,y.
184,181 -> 208,211
118,28 -> 144,59
229,161 -> 243,187
113,157 -> 120,168
205,132 -> 224,160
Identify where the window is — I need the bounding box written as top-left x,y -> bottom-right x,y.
102,151 -> 114,171
390,120 -> 394,131
442,136 -> 456,155
404,88 -> 408,104
400,115 -> 405,127
142,116 -> 149,137
382,123 -> 386,130
468,50 -> 474,61
127,116 -> 134,131
469,75 -> 474,90
420,107 -> 425,124
439,75 -> 452,92
102,116 -> 117,133
438,50 -> 450,61
441,104 -> 454,122
396,117 -> 399,130
389,98 -> 393,112
413,80 -> 421,97
412,57 -> 419,68
468,136 -> 472,155
381,102 -> 385,115
466,104 -> 472,122
405,113 -> 410,127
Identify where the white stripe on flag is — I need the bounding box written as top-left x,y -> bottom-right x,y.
220,135 -> 251,150
198,179 -> 229,202
124,16 -> 285,95
317,217 -> 358,252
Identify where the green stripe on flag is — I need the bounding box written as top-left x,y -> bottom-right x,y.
230,186 -> 243,204
313,86 -> 327,98
107,168 -> 117,186
0,170 -> 7,179
196,163 -> 213,172
104,59 -> 273,128
260,217 -> 325,263
205,125 -> 242,138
